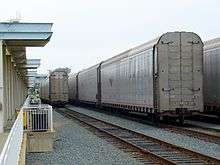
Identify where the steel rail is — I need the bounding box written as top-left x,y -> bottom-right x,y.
162,124 -> 220,145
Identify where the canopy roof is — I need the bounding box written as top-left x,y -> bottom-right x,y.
0,22 -> 53,46
0,21 -> 53,86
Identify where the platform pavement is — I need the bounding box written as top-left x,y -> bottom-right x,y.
0,133 -> 9,153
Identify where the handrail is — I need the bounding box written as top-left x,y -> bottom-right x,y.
0,96 -> 53,165
0,108 -> 23,165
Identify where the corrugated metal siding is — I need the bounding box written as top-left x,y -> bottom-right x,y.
101,48 -> 154,107
204,40 -> 220,106
40,78 -> 49,101
78,65 -> 98,103
68,74 -> 77,101
49,71 -> 69,102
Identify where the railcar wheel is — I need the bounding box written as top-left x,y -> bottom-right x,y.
178,115 -> 185,125
153,114 -> 160,126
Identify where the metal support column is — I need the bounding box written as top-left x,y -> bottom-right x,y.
3,46 -> 8,127
6,54 -> 13,121
0,40 -> 4,133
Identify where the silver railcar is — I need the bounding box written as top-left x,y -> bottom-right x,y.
101,32 -> 203,123
49,68 -> 69,105
70,32 -> 204,123
78,64 -> 100,104
40,77 -> 49,103
40,68 -> 70,106
204,38 -> 220,115
68,73 -> 77,103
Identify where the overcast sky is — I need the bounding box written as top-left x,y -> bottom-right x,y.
0,0 -> 219,74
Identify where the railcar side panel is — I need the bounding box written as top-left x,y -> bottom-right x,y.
204,38 -> 220,108
101,49 -> 154,108
40,77 -> 49,102
78,65 -> 99,103
68,74 -> 77,102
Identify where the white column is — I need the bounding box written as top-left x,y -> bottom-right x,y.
9,56 -> 14,119
0,40 -> 4,133
7,54 -> 12,120
5,54 -> 9,123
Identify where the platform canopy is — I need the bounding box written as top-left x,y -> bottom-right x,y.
26,70 -> 38,77
0,22 -> 53,46
23,59 -> 41,87
21,59 -> 41,69
0,21 -> 53,84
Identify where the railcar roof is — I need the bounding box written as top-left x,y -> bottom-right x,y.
74,32 -> 201,74
50,68 -> 71,75
204,37 -> 220,50
78,63 -> 100,75
69,73 -> 78,77
101,37 -> 159,66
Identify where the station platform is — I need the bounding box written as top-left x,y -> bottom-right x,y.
0,133 -> 8,153
0,96 -> 54,165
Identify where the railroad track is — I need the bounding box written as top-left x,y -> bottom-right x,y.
121,113 -> 220,145
57,108 -> 220,165
119,113 -> 220,145
161,124 -> 220,145
66,105 -> 220,144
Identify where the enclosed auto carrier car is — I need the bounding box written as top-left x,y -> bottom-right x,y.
69,32 -> 204,124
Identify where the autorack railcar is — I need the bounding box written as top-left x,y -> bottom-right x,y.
68,73 -> 78,104
40,77 -> 49,103
69,32 -> 204,124
77,65 -> 98,105
40,68 -> 70,106
204,37 -> 220,116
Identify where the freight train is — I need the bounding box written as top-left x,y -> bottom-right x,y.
40,68 -> 70,106
204,37 -> 220,116
68,32 -> 204,124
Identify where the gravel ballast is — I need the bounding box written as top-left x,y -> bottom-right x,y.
66,105 -> 220,159
26,111 -> 145,165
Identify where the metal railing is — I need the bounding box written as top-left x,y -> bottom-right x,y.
23,104 -> 53,132
0,96 -> 53,165
0,108 -> 23,165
